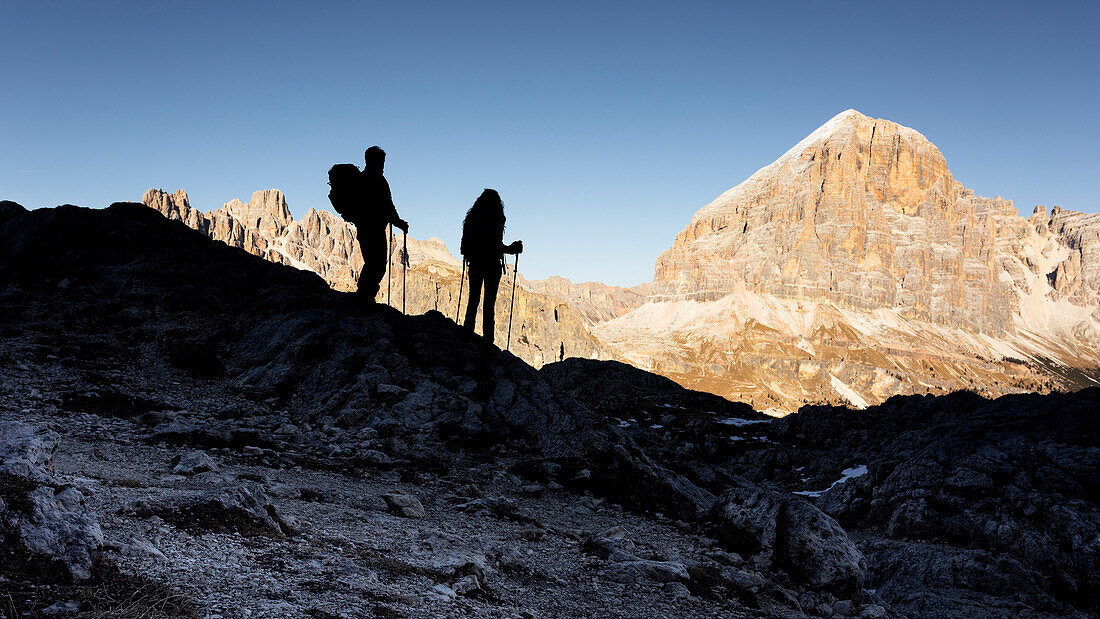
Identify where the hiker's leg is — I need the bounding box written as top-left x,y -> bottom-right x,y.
482,266 -> 502,347
358,228 -> 387,301
463,267 -> 484,333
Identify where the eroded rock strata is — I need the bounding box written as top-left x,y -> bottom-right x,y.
598,110 -> 1100,412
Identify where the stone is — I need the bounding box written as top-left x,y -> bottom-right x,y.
359,449 -> 392,465
375,383 -> 408,402
122,535 -> 168,562
709,477 -> 865,596
430,583 -> 457,600
381,493 -> 426,519
42,599 -> 81,615
14,487 -> 105,580
172,450 -> 219,475
0,423 -> 104,581
601,559 -> 690,584
165,483 -> 294,537
520,483 -> 545,497
0,423 -> 61,483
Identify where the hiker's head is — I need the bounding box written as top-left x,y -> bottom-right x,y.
364,146 -> 386,173
472,189 -> 504,219
461,189 -> 506,257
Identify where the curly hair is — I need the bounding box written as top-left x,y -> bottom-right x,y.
461,189 -> 506,261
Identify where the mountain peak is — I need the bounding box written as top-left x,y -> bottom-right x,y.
827,108 -> 868,124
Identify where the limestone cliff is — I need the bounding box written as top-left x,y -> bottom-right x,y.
599,110 -> 1100,412
521,276 -> 649,325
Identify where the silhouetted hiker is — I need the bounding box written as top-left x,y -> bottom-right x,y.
329,146 -> 408,303
560,342 -> 565,362
460,189 -> 522,348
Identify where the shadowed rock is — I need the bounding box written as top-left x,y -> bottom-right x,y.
708,476 -> 865,596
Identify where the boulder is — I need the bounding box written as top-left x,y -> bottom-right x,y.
381,493 -> 426,519
602,559 -> 690,584
0,423 -> 103,580
709,477 -> 865,596
0,423 -> 61,482
172,450 -> 219,475
11,486 -> 104,580
163,483 -> 294,537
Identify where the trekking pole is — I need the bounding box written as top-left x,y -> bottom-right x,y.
455,259 -> 466,323
506,253 -> 519,351
386,224 -> 393,307
401,232 -> 408,314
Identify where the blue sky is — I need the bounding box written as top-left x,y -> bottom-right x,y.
2,1 -> 1097,286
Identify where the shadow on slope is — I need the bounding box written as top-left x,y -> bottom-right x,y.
540,357 -> 1100,615
0,201 -> 712,520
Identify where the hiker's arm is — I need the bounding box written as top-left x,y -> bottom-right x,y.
388,203 -> 408,233
384,180 -> 408,232
504,240 -> 523,254
391,212 -> 409,233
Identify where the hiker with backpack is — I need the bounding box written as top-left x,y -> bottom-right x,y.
459,189 -> 522,347
328,146 -> 409,303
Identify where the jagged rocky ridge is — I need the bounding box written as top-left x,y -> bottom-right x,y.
597,109 -> 1100,412
143,188 -> 617,368
1,199 -> 1096,616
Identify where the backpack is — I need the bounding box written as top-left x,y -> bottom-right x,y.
461,206 -> 505,265
327,163 -> 362,223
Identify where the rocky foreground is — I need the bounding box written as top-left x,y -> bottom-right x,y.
0,201 -> 1097,617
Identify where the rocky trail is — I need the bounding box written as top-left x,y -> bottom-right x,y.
0,200 -> 1097,617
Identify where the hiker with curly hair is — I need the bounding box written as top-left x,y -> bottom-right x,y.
460,189 -> 522,347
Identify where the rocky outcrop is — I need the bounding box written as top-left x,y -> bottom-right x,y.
158,484 -> 296,537
1046,206 -> 1100,307
599,110 -> 1100,412
1,423 -> 103,580
540,354 -> 1100,615
708,477 -> 866,596
738,388 -> 1100,615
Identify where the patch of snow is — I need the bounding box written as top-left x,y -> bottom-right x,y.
715,418 -> 773,427
793,464 -> 869,498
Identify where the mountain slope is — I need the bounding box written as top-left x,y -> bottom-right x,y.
598,110 -> 1100,412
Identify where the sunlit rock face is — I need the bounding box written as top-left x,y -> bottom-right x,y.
521,276 -> 649,325
598,110 -> 1100,413
142,188 -> 616,367
143,188 -> 361,291
653,109 -> 1017,334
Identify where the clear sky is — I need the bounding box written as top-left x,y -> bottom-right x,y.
2,1 -> 1097,286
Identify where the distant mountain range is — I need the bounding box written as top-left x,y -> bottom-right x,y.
142,109 -> 1100,412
